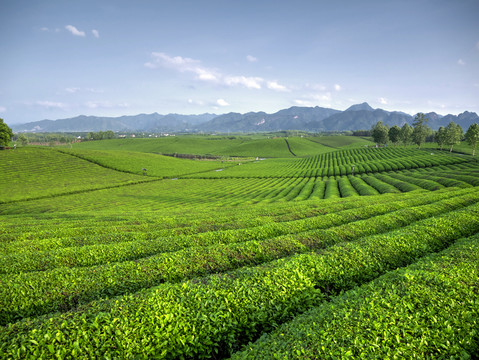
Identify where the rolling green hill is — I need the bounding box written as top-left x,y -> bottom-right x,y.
1,136 -> 478,358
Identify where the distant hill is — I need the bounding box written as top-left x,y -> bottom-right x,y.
12,113 -> 217,133
11,103 -> 479,133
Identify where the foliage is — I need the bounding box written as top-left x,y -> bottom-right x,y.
399,123 -> 413,147
435,126 -> 447,150
412,113 -> 431,149
87,130 -> 115,140
0,118 -> 14,146
371,121 -> 389,145
17,134 -> 28,146
232,233 -> 479,359
388,125 -> 401,145
444,121 -> 463,152
1,136 -> 479,358
465,123 -> 479,156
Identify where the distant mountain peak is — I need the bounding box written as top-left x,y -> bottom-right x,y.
345,102 -> 374,112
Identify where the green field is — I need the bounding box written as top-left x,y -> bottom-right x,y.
1,135 -> 478,359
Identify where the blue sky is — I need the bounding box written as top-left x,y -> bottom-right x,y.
1,0 -> 478,124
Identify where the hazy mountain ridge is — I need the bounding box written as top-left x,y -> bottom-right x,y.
11,103 -> 479,133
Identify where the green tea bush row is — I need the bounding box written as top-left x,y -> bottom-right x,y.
2,187 -> 459,273
323,177 -> 340,199
373,173 -> 422,192
2,190 -> 478,324
1,203 -> 478,359
232,233 -> 479,359
337,176 -> 359,197
347,175 -> 380,196
361,174 -> 401,194
308,178 -> 326,199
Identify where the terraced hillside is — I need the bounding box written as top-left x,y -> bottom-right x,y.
1,138 -> 478,359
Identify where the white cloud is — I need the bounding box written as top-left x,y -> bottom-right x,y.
305,83 -> 327,91
36,101 -> 68,109
224,75 -> 263,89
188,98 -> 205,106
294,99 -> 313,106
334,84 -> 341,91
246,55 -> 258,62
146,52 -> 220,83
65,87 -> 80,93
216,99 -> 230,107
294,92 -> 332,107
266,81 -> 289,92
85,101 -> 129,109
65,25 -> 86,37
0,106 -> 6,113
146,52 -> 290,91
379,97 -> 388,105
92,29 -> 100,38
457,59 -> 466,66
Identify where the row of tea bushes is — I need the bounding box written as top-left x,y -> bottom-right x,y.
3,189 -> 477,324
1,202 -> 478,358
3,187 -> 473,275
232,233 -> 479,359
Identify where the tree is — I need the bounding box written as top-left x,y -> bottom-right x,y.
465,123 -> 479,156
388,125 -> 401,146
411,113 -> 431,149
435,126 -> 447,150
18,134 -> 28,146
0,118 -> 14,146
371,121 -> 389,145
399,123 -> 413,147
444,121 -> 463,152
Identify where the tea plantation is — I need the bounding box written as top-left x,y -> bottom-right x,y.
1,135 -> 478,359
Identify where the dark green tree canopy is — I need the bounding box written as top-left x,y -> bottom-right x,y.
399,123 -> 413,147
388,125 -> 401,145
435,126 -> 447,150
371,121 -> 389,145
411,113 -> 431,149
0,118 -> 14,146
465,123 -> 479,156
444,121 -> 463,152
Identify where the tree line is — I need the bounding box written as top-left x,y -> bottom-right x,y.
370,113 -> 479,155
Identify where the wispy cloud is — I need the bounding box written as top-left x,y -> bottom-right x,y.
216,99 -> 230,107
379,97 -> 388,105
91,29 -> 100,38
294,92 -> 332,107
145,52 -> 289,92
246,55 -> 258,63
457,59 -> 466,66
65,87 -> 104,94
65,25 -> 86,37
267,81 -> 289,92
85,101 -> 129,109
65,87 -> 80,93
188,98 -> 205,106
35,101 -> 68,109
334,84 -> 342,91
0,106 -> 6,113
224,76 -> 263,89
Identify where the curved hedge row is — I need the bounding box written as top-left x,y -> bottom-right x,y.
1,202 -> 478,359
232,233 -> 479,359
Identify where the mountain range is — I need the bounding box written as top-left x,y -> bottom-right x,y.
11,103 -> 479,133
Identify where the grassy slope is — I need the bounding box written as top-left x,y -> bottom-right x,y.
2,136 -> 478,358
59,149 -> 228,177
0,147 -> 146,203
